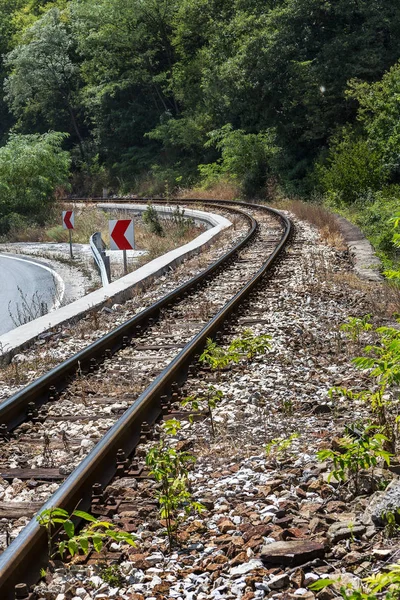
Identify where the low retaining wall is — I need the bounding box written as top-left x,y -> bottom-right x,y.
0,204 -> 231,363
335,215 -> 383,282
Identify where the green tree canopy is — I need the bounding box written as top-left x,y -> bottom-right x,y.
0,131 -> 71,233
4,7 -> 85,159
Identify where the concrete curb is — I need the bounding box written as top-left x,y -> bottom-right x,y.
0,204 -> 231,363
334,215 -> 383,282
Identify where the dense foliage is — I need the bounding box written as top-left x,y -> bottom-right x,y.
0,0 -> 399,250
0,131 -> 70,234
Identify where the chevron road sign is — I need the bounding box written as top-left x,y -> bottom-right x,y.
109,219 -> 135,274
109,219 -> 135,250
62,210 -> 75,258
62,210 -> 74,230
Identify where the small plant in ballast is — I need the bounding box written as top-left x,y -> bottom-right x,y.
265,432 -> 299,463
330,318 -> 400,453
199,329 -> 272,377
181,386 -> 224,436
229,328 -> 272,361
199,338 -> 240,377
310,561 -> 400,599
145,419 -> 204,548
340,314 -> 372,348
381,509 -> 400,539
317,424 -> 392,495
37,507 -> 136,561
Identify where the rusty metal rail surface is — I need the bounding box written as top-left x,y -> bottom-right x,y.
0,200 -> 292,599
0,202 -> 256,431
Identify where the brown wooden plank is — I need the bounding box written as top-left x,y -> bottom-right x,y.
0,502 -> 43,519
0,468 -> 64,481
134,343 -> 185,350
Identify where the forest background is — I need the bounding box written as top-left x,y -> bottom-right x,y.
0,0 -> 400,267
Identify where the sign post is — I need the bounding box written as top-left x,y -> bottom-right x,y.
62,210 -> 75,258
109,219 -> 135,275
123,249 -> 128,274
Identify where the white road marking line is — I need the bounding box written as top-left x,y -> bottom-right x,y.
0,254 -> 65,310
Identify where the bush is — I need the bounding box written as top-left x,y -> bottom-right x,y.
0,212 -> 29,236
0,131 -> 71,234
344,186 -> 400,261
199,124 -> 280,198
316,129 -> 387,206
142,204 -> 164,236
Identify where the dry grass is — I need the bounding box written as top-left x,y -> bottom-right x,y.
327,272 -> 400,317
134,219 -> 204,268
274,198 -> 345,250
293,247 -> 400,317
3,204 -> 203,257
0,355 -> 59,387
177,181 -> 241,201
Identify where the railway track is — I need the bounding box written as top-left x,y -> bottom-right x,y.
0,200 -> 292,599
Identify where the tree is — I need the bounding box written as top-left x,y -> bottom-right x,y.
198,125 -> 279,196
346,64 -> 400,182
316,128 -> 387,206
170,0 -> 400,186
0,0 -> 25,144
4,7 -> 86,159
71,0 -> 181,183
0,131 -> 71,234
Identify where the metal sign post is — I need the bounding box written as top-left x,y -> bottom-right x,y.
123,250 -> 128,274
68,229 -> 73,259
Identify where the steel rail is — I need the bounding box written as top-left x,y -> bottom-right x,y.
0,202 -> 256,432
0,201 -> 291,599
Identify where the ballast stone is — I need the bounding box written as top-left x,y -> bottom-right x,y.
364,479 -> 400,525
260,540 -> 325,566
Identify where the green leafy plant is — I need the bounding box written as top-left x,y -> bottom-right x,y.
265,433 -> 299,462
280,397 -> 294,416
181,386 -> 223,436
310,562 -> 400,599
199,338 -> 240,376
142,204 -> 164,236
37,507 -> 136,560
229,329 -> 272,361
340,315 -> 372,347
317,425 -> 392,494
0,131 -> 71,235
171,205 -> 195,238
199,330 -> 272,377
381,509 -> 400,538
330,320 -> 400,450
347,521 -> 356,543
200,124 -> 279,197
384,212 -> 400,283
145,419 -> 204,548
99,564 -> 124,587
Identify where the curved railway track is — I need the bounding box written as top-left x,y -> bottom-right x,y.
0,200 -> 292,599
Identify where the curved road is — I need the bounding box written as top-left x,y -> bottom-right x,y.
0,255 -> 63,336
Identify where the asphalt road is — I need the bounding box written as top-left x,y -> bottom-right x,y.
0,254 -> 62,336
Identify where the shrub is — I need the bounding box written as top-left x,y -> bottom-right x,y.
317,425 -> 392,494
316,129 -> 387,206
199,124 -> 280,197
146,419 -> 204,548
0,132 -> 71,234
142,204 -> 164,236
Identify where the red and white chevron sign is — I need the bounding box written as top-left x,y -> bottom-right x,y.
109,219 -> 135,250
62,210 -> 75,230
